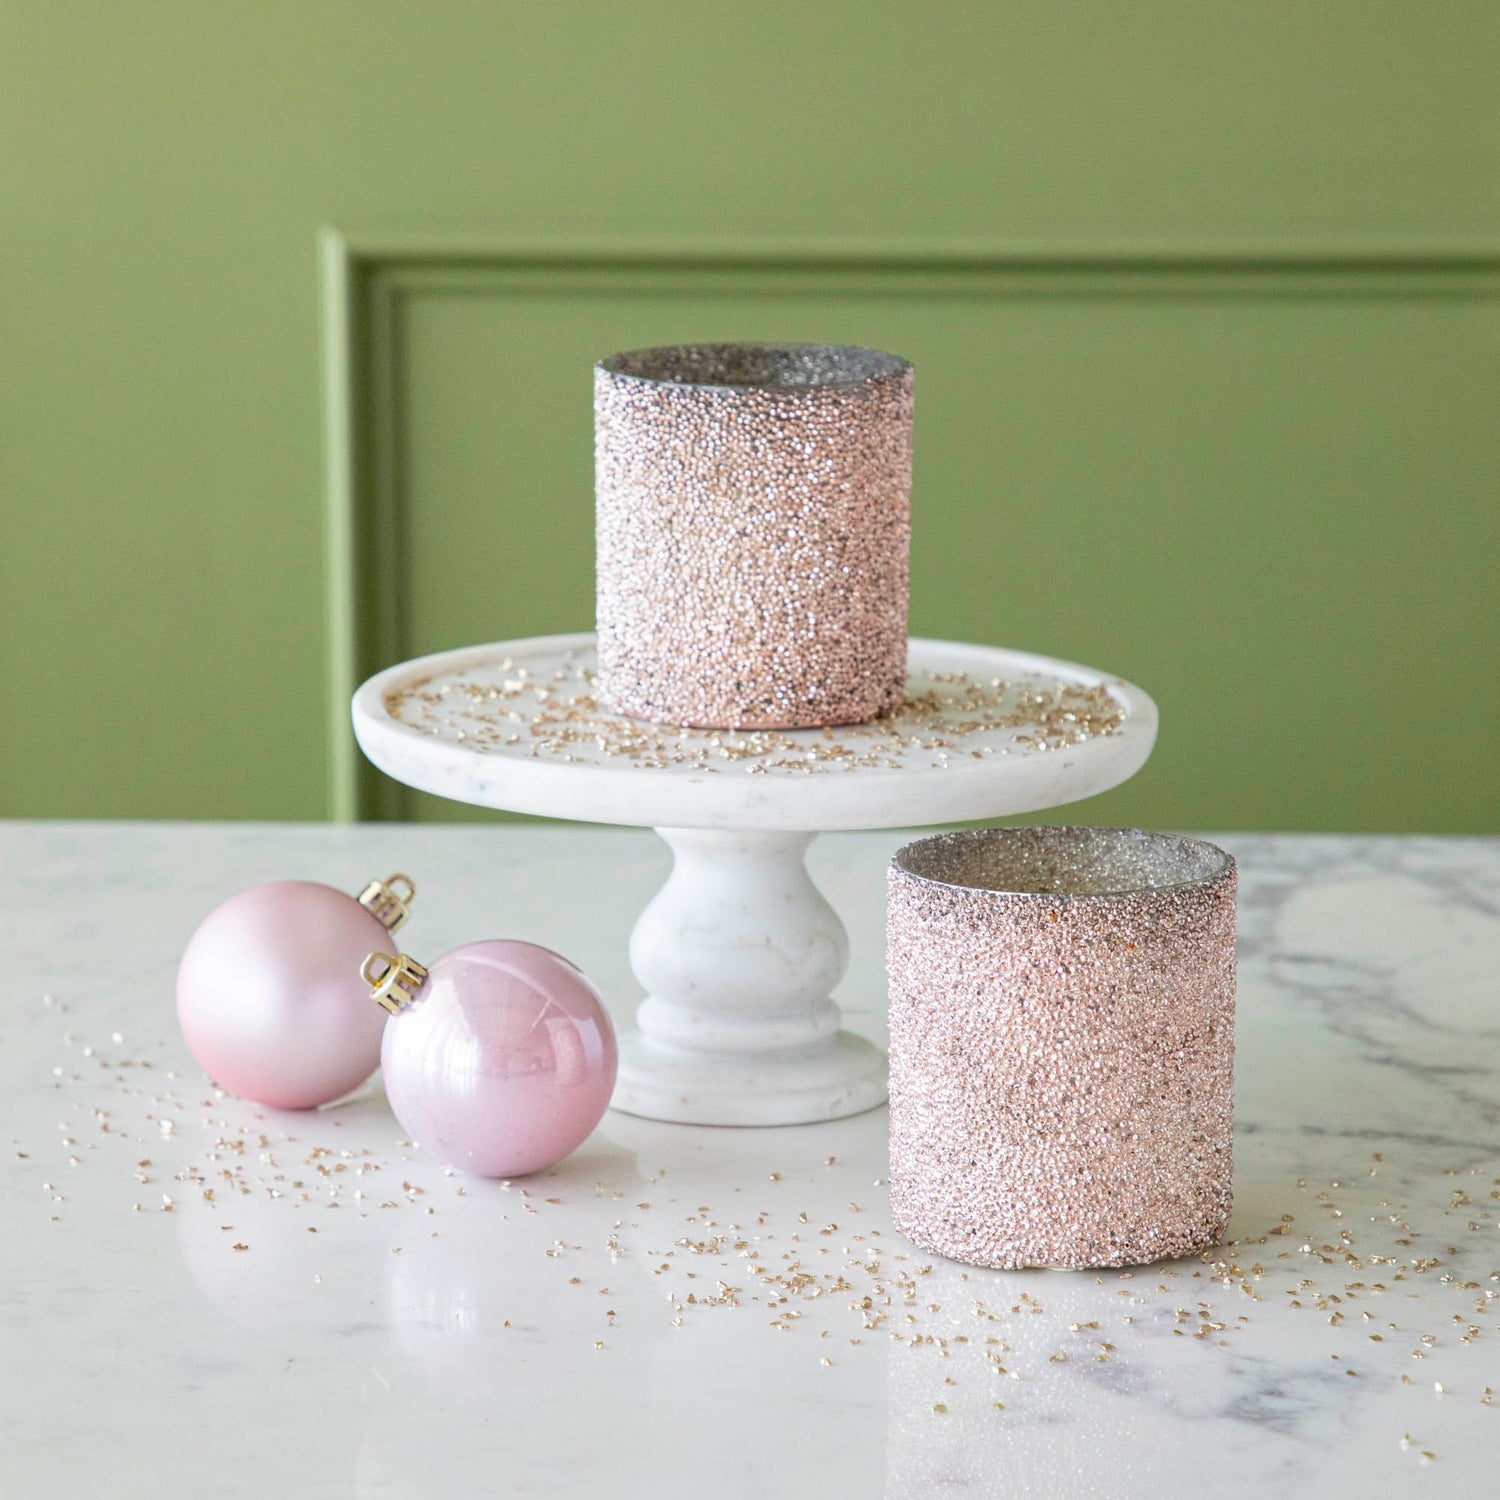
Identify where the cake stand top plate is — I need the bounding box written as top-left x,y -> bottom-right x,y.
352,633 -> 1157,832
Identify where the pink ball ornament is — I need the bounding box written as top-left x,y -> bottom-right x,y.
366,939 -> 618,1178
177,875 -> 416,1110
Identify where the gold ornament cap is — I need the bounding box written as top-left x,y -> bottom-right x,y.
362,951 -> 430,1014
357,873 -> 416,934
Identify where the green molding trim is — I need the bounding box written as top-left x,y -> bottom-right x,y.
319,230 -> 358,822
319,228 -> 1500,822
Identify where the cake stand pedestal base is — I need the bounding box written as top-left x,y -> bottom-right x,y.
612,828 -> 887,1125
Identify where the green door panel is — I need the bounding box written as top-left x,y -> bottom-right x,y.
338,250 -> 1499,831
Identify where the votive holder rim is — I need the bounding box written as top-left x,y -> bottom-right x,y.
890,825 -> 1234,902
596,340 -> 912,392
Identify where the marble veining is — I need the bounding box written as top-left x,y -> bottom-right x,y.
1,824 -> 1496,1497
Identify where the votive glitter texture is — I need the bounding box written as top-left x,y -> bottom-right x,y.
595,343 -> 912,729
887,827 -> 1236,1269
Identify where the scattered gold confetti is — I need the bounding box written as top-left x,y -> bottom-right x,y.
383,649 -> 1125,779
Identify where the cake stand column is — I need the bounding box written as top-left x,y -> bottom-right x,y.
611,827 -> 888,1126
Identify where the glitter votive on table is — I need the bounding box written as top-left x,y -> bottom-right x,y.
594,342 -> 913,729
887,827 -> 1237,1270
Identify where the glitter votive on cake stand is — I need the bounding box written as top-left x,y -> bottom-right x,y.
887,827 -> 1237,1268
594,342 -> 912,729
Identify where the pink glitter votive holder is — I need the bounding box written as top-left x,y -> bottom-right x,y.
887,827 -> 1237,1270
595,343 -> 912,729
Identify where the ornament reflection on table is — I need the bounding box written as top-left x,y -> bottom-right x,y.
887,827 -> 1237,1269
175,873 -> 415,1110
366,939 -> 618,1178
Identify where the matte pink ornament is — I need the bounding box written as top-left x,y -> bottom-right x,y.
367,940 -> 618,1178
177,875 -> 415,1110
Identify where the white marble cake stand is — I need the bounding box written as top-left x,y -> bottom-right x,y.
352,633 -> 1157,1127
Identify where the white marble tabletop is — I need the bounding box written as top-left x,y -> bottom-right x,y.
2,822 -> 1496,1498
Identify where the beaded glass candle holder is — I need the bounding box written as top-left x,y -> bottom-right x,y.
887,827 -> 1236,1269
594,342 -> 913,729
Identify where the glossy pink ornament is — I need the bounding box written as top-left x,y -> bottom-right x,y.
367,939 -> 618,1177
177,875 -> 415,1110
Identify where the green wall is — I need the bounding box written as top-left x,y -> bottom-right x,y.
4,3 -> 1497,831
